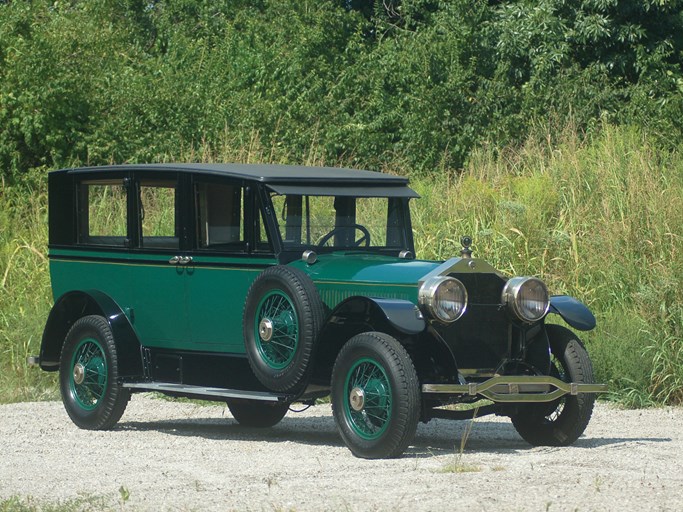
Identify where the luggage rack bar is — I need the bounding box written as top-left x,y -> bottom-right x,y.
422,376 -> 608,403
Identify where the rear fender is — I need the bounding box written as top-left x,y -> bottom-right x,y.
40,290 -> 144,379
548,295 -> 596,331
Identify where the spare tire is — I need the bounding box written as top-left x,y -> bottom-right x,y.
243,265 -> 324,392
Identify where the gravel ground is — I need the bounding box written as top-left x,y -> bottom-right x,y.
1,395 -> 682,511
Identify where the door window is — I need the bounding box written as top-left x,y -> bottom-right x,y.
195,182 -> 246,252
78,179 -> 128,246
139,180 -> 179,250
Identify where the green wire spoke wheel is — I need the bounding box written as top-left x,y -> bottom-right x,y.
254,291 -> 299,370
244,266 -> 324,393
332,332 -> 420,459
69,338 -> 108,410
59,315 -> 130,430
344,358 -> 392,440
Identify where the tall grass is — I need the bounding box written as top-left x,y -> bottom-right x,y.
0,173 -> 56,402
1,124 -> 681,406
411,123 -> 683,406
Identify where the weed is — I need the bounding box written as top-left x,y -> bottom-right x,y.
440,407 -> 482,473
594,475 -> 603,493
118,486 -> 130,507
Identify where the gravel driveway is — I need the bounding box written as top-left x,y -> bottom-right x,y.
1,395 -> 681,511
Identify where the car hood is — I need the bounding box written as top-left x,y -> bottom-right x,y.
291,253 -> 440,286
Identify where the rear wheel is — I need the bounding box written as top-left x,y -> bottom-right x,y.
226,399 -> 289,428
59,315 -> 130,430
331,332 -> 420,459
511,325 -> 596,446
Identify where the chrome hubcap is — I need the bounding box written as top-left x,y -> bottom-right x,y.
259,318 -> 274,342
73,363 -> 85,385
349,387 -> 365,411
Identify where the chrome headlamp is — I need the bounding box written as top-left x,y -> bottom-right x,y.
502,276 -> 550,322
418,276 -> 468,323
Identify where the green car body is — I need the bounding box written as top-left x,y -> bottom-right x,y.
35,163 -> 606,458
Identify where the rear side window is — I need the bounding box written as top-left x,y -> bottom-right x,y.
139,180 -> 180,250
78,179 -> 128,246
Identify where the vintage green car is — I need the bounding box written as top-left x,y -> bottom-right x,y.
33,163 -> 606,458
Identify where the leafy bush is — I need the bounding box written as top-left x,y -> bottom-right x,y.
2,1 -> 683,176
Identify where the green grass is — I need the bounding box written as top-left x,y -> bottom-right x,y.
1,124 -> 681,406
0,173 -> 57,403
0,495 -> 114,512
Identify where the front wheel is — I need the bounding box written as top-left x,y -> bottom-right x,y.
331,332 -> 420,459
226,399 -> 289,428
59,315 -> 130,430
511,325 -> 596,446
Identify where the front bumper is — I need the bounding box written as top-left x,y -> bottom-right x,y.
422,375 -> 608,403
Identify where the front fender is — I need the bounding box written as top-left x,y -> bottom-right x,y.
329,296 -> 426,335
548,295 -> 596,331
40,290 -> 144,378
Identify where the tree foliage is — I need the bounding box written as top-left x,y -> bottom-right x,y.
1,0 -> 682,177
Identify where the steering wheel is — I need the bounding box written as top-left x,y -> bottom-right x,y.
317,224 -> 371,248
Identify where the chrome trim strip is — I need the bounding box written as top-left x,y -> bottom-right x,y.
422,376 -> 608,403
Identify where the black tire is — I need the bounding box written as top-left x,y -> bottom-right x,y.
511,325 -> 596,446
243,266 -> 324,393
59,315 -> 130,430
226,399 -> 289,428
331,332 -> 420,459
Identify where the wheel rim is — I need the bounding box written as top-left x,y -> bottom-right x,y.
343,357 -> 392,440
69,338 -> 107,410
254,290 -> 299,369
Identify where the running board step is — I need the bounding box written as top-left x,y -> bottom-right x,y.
122,382 -> 287,402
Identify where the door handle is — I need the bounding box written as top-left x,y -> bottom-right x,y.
169,255 -> 192,265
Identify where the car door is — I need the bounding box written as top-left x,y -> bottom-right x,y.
126,171 -> 191,348
185,178 -> 276,352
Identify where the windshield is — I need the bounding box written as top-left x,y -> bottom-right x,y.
270,194 -> 410,252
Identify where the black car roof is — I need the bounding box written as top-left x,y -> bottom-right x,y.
54,163 -> 419,198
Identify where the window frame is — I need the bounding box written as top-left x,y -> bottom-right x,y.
187,176 -> 276,257
130,171 -> 188,253
74,171 -> 133,250
266,192 -> 415,260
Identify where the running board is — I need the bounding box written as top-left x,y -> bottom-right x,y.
122,382 -> 286,402
422,376 -> 608,403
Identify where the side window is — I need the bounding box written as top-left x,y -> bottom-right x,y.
139,180 -> 179,249
195,182 -> 245,251
78,179 -> 128,246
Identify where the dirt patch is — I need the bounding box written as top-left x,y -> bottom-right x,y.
1,396 -> 681,511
